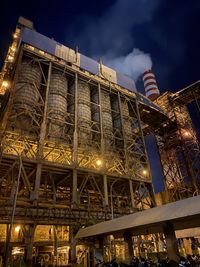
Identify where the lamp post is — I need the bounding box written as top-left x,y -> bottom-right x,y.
110,179 -> 120,220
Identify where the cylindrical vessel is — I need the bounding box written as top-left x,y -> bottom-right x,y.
12,60 -> 42,129
111,98 -> 121,129
77,81 -> 91,143
101,90 -> 113,149
91,90 -> 99,123
142,70 -> 160,101
121,101 -> 132,140
13,60 -> 41,111
48,70 -> 68,139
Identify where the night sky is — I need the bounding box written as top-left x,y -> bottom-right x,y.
1,0 -> 200,192
1,0 -> 200,93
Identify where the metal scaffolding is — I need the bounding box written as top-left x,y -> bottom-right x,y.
0,21 -> 168,265
155,82 -> 200,202
0,18 -> 199,266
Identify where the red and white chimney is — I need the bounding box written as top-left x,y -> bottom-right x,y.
142,70 -> 160,101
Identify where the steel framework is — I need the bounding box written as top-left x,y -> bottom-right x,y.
155,82 -> 200,202
0,22 -> 167,265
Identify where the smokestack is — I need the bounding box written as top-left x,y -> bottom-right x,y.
142,70 -> 160,101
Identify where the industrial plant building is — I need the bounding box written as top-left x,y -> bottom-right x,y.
0,17 -> 199,266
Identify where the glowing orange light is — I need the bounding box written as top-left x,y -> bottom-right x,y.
8,55 -> 14,62
11,46 -> 16,52
2,80 -> 9,88
96,159 -> 102,166
142,169 -> 147,175
15,225 -> 21,232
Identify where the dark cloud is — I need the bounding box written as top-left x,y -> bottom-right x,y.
65,0 -> 200,93
133,0 -> 200,91
1,0 -> 199,93
66,0 -> 160,58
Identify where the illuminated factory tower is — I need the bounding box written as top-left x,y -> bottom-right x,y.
0,17 -> 167,265
154,85 -> 200,202
141,67 -> 200,203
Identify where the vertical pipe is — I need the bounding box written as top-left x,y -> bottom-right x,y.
103,174 -> 109,206
72,169 -> 78,203
110,179 -> 120,219
72,73 -> 78,204
72,73 -> 78,164
99,84 -> 109,207
32,62 -> 52,201
118,92 -> 128,168
53,226 -> 58,266
129,179 -> 136,209
98,83 -> 104,154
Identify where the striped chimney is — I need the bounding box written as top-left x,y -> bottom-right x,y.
142,70 -> 160,101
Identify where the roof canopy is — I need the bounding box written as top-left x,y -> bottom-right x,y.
76,195 -> 200,238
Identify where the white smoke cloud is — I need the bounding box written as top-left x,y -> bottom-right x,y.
66,0 -> 159,81
104,48 -> 152,81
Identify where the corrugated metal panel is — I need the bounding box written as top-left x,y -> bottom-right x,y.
101,65 -> 117,83
55,44 -> 78,64
80,54 -> 99,75
21,28 -> 139,94
21,28 -> 56,55
116,72 -> 136,92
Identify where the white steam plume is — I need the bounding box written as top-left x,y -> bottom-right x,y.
66,0 -> 158,81
104,48 -> 152,81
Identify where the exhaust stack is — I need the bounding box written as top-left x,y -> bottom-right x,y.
142,70 -> 160,101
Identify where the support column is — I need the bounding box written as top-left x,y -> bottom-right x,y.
123,230 -> 134,264
32,62 -> 52,201
72,169 -> 78,203
135,98 -> 156,207
103,174 -> 109,206
163,222 -> 179,264
72,73 -> 78,206
88,246 -> 94,267
94,236 -> 104,265
72,73 -> 78,164
183,238 -> 192,255
129,179 -> 136,209
98,236 -> 104,251
70,237 -> 77,263
53,226 -> 58,266
24,225 -> 36,267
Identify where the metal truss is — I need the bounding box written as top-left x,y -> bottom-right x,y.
155,92 -> 200,201
0,45 -> 156,228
